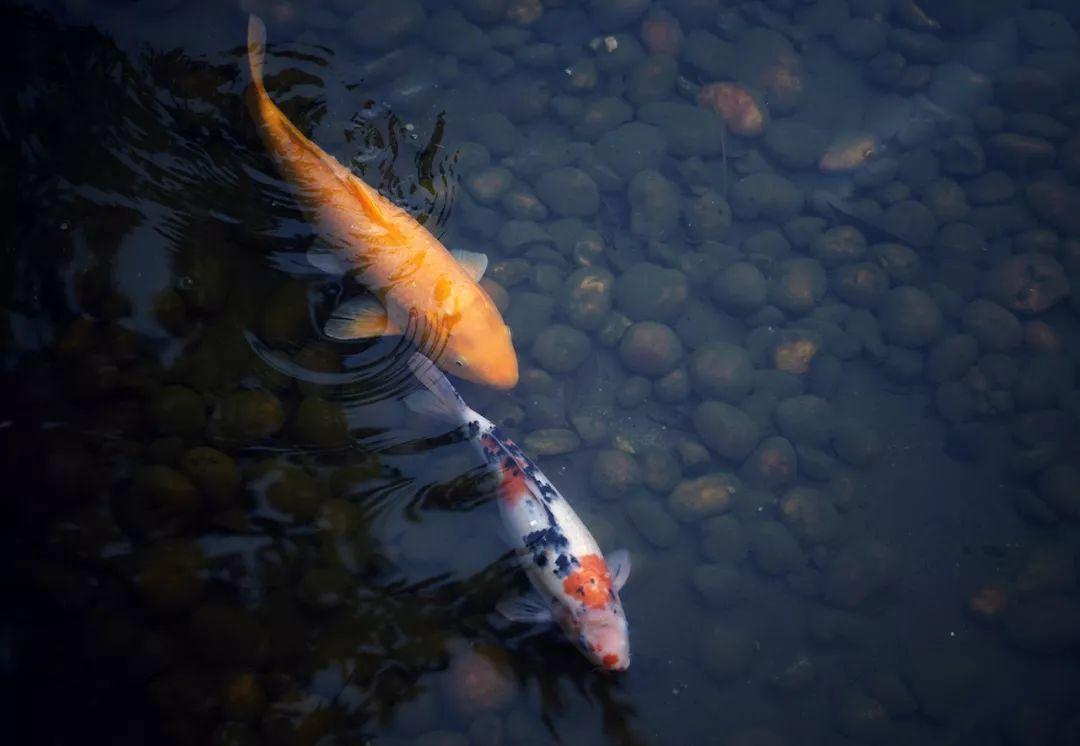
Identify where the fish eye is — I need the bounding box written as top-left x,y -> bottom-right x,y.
454,359 -> 465,368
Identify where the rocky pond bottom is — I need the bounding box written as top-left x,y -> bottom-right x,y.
4,1 -> 1080,745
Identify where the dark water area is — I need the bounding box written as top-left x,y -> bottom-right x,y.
3,0 -> 1080,744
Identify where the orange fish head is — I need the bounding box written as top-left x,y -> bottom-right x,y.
443,303 -> 518,390
576,605 -> 631,672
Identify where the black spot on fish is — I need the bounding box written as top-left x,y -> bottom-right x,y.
524,527 -> 568,553
467,421 -> 480,437
554,553 -> 578,578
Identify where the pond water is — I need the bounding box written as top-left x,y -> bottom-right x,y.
4,1 -> 1080,744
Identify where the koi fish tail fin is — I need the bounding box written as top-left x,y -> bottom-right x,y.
404,353 -> 469,424
246,15 -> 268,93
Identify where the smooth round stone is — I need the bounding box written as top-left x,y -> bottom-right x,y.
534,167 -> 599,218
596,123 -> 667,180
925,334 -> 979,383
987,133 -> 1056,173
880,200 -> 938,248
692,564 -> 745,609
779,486 -> 841,544
730,173 -> 804,222
560,267 -> 614,331
774,395 -> 833,448
832,263 -> 890,308
626,53 -> 677,104
626,496 -> 679,548
960,299 -> 1021,352
639,446 -> 682,493
590,0 -> 650,30
764,120 -> 829,170
769,258 -> 827,315
811,226 -> 867,267
575,96 -> 633,140
683,191 -> 732,241
871,243 -> 921,284
1026,181 -> 1080,239
667,473 -> 739,522
530,324 -> 591,373
638,101 -> 726,158
984,253 -> 1070,315
880,286 -> 943,347
942,134 -> 986,176
589,449 -> 642,500
741,436 -> 797,489
934,221 -> 984,264
965,171 -> 1014,204
780,217 -> 824,251
682,29 -> 736,79
613,262 -> 689,322
701,515 -> 749,564
711,262 -> 767,317
689,342 -> 754,402
834,18 -> 887,59
619,322 -> 684,377
1018,9 -> 1078,50
522,429 -> 581,457
628,170 -> 680,240
221,389 -> 285,442
924,178 -> 970,222
693,401 -> 760,462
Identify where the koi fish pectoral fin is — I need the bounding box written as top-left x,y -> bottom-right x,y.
323,297 -> 398,339
451,249 -> 488,282
306,247 -> 351,276
606,549 -> 632,592
496,593 -> 553,625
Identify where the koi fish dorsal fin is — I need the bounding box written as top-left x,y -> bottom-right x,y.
451,250 -> 488,282
324,296 -> 392,339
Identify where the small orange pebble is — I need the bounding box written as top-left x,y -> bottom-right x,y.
640,12 -> 683,56
695,82 -> 766,137
819,132 -> 880,173
968,582 -> 1010,620
562,553 -> 612,609
772,335 -> 820,375
758,59 -> 805,109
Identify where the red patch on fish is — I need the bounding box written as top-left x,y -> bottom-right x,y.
498,457 -> 527,505
562,554 -> 612,609
602,653 -> 619,669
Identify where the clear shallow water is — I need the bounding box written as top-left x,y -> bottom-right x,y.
4,1 -> 1080,744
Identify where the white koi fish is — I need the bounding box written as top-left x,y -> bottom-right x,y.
404,354 -> 631,671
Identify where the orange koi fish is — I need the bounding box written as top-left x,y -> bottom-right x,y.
406,353 -> 631,671
246,16 -> 518,389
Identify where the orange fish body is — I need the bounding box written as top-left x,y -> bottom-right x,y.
246,16 -> 518,389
